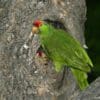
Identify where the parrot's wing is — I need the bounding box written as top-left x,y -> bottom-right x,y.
42,25 -> 93,72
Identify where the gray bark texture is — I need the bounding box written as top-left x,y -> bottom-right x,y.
0,0 -> 99,100
75,77 -> 100,100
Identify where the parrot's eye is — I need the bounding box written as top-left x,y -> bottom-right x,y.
33,20 -> 43,27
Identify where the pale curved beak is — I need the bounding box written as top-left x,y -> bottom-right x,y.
32,26 -> 39,35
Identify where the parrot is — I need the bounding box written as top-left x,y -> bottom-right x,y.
32,20 -> 93,90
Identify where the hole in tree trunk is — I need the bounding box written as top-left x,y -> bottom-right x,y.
44,19 -> 66,31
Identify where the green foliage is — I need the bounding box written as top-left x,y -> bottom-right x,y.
85,0 -> 100,80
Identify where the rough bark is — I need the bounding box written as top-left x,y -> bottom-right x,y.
75,77 -> 100,100
0,0 -> 99,100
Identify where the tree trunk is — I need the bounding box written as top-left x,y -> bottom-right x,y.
0,0 -> 89,100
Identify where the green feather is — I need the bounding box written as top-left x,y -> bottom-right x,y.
39,22 -> 93,90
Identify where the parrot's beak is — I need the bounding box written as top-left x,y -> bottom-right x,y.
32,26 -> 39,35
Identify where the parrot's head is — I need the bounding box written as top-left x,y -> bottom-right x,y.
32,20 -> 49,35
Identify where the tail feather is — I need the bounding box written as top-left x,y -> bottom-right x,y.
71,68 -> 89,90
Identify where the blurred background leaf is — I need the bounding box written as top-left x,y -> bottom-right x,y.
85,0 -> 100,82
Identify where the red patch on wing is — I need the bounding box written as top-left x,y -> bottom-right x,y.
33,20 -> 42,27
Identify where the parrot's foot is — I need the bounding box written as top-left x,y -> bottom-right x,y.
36,51 -> 48,65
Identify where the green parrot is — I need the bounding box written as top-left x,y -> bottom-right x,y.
32,20 -> 93,90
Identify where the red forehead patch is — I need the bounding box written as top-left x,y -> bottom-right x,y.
33,20 -> 42,27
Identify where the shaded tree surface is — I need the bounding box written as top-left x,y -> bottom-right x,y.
0,0 -> 99,100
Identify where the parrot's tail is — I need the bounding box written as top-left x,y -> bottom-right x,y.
71,68 -> 89,90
